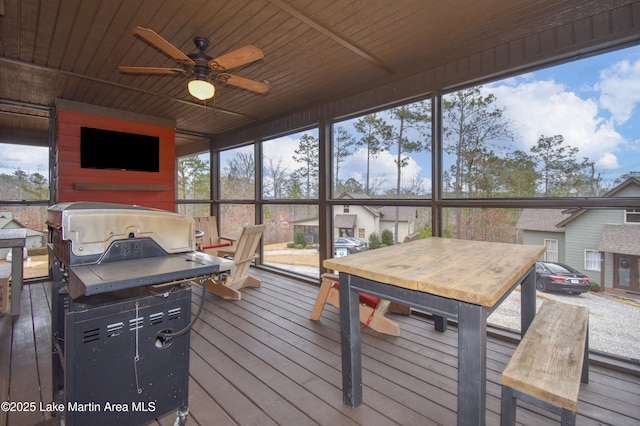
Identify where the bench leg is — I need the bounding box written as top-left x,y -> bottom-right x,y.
581,326 -> 589,384
310,278 -> 333,320
500,386 -> 517,426
434,315 -> 448,332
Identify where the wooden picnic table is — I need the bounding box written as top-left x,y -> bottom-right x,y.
324,237 -> 545,426
0,228 -> 28,316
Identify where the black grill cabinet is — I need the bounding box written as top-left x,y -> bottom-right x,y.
47,202 -> 233,425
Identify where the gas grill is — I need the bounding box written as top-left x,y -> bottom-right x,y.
47,202 -> 233,426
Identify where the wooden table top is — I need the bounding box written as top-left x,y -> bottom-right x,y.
0,228 -> 28,248
323,237 -> 545,307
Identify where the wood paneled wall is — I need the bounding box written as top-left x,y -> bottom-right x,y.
55,109 -> 176,211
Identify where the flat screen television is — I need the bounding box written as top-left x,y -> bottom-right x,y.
80,127 -> 160,172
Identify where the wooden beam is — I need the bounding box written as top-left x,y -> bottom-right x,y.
268,0 -> 396,75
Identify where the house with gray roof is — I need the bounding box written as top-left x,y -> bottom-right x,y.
292,192 -> 417,245
516,177 -> 640,294
0,212 -> 45,259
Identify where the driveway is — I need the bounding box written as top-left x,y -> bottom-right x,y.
488,289 -> 640,360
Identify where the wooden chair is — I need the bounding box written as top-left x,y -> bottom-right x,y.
194,216 -> 236,255
199,224 -> 266,300
310,273 -> 401,336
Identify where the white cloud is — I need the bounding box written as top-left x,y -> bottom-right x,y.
487,79 -> 625,170
340,148 -> 428,192
596,152 -> 620,169
0,144 -> 48,175
596,59 -> 640,124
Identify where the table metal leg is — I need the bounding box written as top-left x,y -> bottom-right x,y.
520,266 -> 536,336
339,274 -> 363,407
457,302 -> 486,426
10,246 -> 23,316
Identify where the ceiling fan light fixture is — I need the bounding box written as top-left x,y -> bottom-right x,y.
188,77 -> 215,100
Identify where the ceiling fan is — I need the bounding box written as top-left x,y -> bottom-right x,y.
119,27 -> 270,100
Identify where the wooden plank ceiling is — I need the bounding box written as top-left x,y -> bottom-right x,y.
0,0 -> 636,149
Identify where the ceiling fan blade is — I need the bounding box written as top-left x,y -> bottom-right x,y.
218,74 -> 270,94
132,26 -> 195,66
119,66 -> 186,75
209,45 -> 264,71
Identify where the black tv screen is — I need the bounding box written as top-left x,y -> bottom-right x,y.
80,127 -> 160,172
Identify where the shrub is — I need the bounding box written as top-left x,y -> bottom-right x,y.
368,232 -> 382,249
286,242 -> 295,248
589,281 -> 600,292
381,229 -> 394,246
293,230 -> 307,247
295,244 -> 304,249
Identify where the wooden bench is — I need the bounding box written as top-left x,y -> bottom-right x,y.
0,268 -> 11,315
501,300 -> 589,426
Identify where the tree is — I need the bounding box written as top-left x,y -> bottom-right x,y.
530,134 -> 580,196
177,155 -> 210,200
263,157 -> 290,198
442,87 -> 514,238
333,126 -> 356,192
339,177 -> 364,194
293,133 -> 319,198
224,151 -> 255,198
353,114 -> 393,195
501,150 -> 539,197
613,171 -> 640,187
389,102 -> 431,241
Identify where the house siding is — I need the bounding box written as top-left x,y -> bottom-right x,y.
564,180 -> 640,289
564,210 -> 620,287
522,231 -> 565,263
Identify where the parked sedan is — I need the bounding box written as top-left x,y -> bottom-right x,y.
333,237 -> 368,255
535,261 -> 590,294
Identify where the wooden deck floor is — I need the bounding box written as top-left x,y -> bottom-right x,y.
1,268 -> 639,426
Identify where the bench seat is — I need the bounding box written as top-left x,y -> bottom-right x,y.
501,300 -> 589,425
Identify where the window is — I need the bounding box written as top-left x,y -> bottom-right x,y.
0,143 -> 50,279
220,145 -> 255,200
331,100 -> 432,199
625,209 -> 640,224
544,239 -> 558,262
585,250 -> 601,271
262,204 -> 319,279
262,129 -> 319,200
343,205 -> 349,213
443,46 -> 640,198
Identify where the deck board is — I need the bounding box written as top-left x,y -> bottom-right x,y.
1,268 -> 639,426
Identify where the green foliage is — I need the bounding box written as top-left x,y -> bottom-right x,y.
354,113 -> 394,195
589,282 -> 600,292
418,223 -> 432,239
1,169 -> 49,201
295,244 -> 304,249
286,242 -> 295,248
177,155 -> 210,200
368,232 -> 382,249
381,229 -> 394,246
293,133 -> 319,198
294,229 -> 307,247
